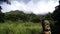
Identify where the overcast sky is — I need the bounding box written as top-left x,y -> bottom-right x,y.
0,0 -> 59,14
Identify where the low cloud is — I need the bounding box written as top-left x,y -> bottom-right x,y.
0,0 -> 59,14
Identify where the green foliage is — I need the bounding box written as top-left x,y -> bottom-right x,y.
0,0 -> 59,34
3,10 -> 54,23
0,9 -> 56,34
4,10 -> 41,22
45,12 -> 53,20
0,6 -> 4,23
0,22 -> 43,34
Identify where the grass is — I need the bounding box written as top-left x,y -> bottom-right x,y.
0,21 -> 43,34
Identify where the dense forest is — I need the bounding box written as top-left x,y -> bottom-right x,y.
0,10 -> 54,23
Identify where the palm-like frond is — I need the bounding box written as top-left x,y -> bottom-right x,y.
0,0 -> 11,4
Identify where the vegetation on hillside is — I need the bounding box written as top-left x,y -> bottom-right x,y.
0,10 -> 55,34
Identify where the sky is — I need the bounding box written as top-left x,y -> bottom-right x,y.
0,0 -> 59,14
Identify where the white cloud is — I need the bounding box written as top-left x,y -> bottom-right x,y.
0,0 -> 59,14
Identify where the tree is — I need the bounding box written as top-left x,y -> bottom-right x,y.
0,6 -> 4,22
52,0 -> 60,34
53,0 -> 60,21
0,0 -> 11,4
0,0 -> 11,22
45,12 -> 53,21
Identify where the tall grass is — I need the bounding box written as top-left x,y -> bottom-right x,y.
0,21 -> 43,34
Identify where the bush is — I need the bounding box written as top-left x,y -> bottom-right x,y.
0,22 -> 43,34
